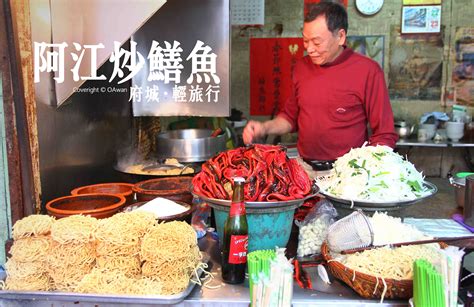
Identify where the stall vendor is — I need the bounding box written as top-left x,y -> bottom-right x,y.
243,2 -> 398,165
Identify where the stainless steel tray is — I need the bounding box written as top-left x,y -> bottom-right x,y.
114,163 -> 197,177
192,184 -> 320,209
320,181 -> 437,208
0,253 -> 209,305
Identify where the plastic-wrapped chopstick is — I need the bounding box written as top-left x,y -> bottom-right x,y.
442,246 -> 464,306
436,246 -> 465,307
248,248 -> 293,307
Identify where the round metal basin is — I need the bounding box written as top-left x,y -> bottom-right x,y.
156,129 -> 227,162
192,186 -> 320,252
320,181 -> 437,217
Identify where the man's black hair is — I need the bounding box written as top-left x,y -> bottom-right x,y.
304,1 -> 348,34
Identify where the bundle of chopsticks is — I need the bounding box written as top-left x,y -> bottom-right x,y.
413,246 -> 464,307
248,248 -> 293,307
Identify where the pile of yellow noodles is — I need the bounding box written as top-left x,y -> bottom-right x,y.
47,215 -> 98,291
9,236 -> 51,263
4,215 -> 53,291
3,212 -> 202,296
141,221 -> 201,294
341,244 -> 441,280
94,211 -> 156,277
12,214 -> 55,240
51,215 -> 97,244
47,241 -> 96,291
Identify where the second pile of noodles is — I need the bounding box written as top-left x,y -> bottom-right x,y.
141,221 -> 202,295
48,215 -> 97,291
94,211 -> 156,277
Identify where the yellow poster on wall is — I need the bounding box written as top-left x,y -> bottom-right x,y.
403,0 -> 441,4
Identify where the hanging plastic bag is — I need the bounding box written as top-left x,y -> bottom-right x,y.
191,197 -> 210,239
295,199 -> 337,258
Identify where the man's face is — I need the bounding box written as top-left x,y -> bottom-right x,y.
302,15 -> 346,65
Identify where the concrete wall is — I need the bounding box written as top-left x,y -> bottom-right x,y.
230,0 -> 474,176
231,0 -> 473,121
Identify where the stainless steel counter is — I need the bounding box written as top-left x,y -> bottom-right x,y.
396,138 -> 449,147
187,234 -> 408,306
0,233 -> 409,306
396,138 -> 474,147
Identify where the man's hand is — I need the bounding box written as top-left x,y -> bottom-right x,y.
243,117 -> 293,145
243,120 -> 266,145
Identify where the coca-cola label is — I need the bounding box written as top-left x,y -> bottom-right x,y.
229,201 -> 246,217
228,235 -> 248,264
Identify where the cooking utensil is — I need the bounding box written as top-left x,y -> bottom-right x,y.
113,161 -> 199,183
156,129 -> 227,162
465,175 -> 474,226
394,121 -> 415,139
341,235 -> 474,255
449,172 -> 474,208
326,211 -> 374,253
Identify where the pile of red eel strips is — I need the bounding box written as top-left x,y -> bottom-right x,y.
192,144 -> 313,202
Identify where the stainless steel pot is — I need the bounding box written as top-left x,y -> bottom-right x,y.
394,120 -> 414,139
156,129 -> 227,162
448,172 -> 474,208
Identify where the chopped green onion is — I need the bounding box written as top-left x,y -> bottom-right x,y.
374,171 -> 390,177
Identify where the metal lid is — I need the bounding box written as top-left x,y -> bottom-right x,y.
394,120 -> 408,127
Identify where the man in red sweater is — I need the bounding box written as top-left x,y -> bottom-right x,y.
243,2 -> 398,166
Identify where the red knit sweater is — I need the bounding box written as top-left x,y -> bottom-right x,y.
278,47 -> 398,161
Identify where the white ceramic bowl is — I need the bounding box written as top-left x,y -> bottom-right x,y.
420,124 -> 437,139
417,128 -> 429,141
446,121 -> 464,142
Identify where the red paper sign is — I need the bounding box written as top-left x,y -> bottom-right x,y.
228,235 -> 248,264
250,38 -> 304,116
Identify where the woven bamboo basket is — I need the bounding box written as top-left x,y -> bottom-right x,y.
321,242 -> 446,300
